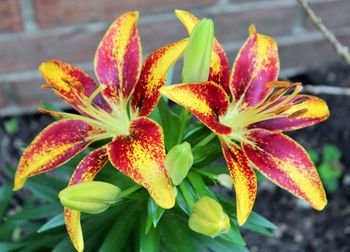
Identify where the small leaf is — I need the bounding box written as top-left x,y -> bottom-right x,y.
158,98 -> 181,150
37,213 -> 65,233
4,118 -> 19,135
323,144 -> 341,162
220,221 -> 245,245
145,197 -> 165,233
245,211 -> 277,230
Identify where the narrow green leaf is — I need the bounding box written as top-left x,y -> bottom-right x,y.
6,203 -> 61,221
187,171 -> 212,198
158,98 -> 181,150
0,183 -> 13,218
0,242 -> 25,252
161,213 -> 195,252
220,221 -> 245,245
139,212 -> 160,252
145,197 -> 165,233
37,213 -> 65,233
245,211 -> 277,230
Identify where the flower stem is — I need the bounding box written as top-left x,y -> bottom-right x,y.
119,184 -> 142,198
194,132 -> 216,148
179,181 -> 195,208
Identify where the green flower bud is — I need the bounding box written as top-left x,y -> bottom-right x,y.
217,174 -> 233,190
188,196 -> 230,238
165,142 -> 193,185
182,18 -> 214,83
58,181 -> 121,214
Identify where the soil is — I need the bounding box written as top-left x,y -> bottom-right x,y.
1,64 -> 349,252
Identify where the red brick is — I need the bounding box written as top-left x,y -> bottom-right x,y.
0,0 -> 23,32
0,18 -> 186,74
212,5 -> 295,43
33,0 -> 217,28
278,34 -> 350,70
0,85 -> 8,108
13,77 -> 62,107
304,0 -> 350,31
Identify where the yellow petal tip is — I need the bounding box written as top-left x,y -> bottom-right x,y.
249,24 -> 256,35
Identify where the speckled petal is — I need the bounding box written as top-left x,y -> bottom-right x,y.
14,119 -> 99,191
160,82 -> 231,135
107,117 -> 174,208
130,39 -> 188,116
94,12 -> 142,103
175,9 -> 231,94
243,129 -> 327,210
230,25 -> 279,107
39,61 -> 111,115
222,142 -> 257,225
64,147 -> 108,252
252,95 -> 330,131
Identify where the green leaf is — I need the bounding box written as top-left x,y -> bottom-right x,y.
161,213 -> 195,252
323,144 -> 341,162
192,137 -> 222,166
0,183 -> 13,218
145,197 -> 165,233
184,124 -> 210,146
139,212 -> 160,252
26,174 -> 65,202
99,203 -> 141,252
158,98 -> 181,150
307,150 -> 319,163
6,203 -> 61,221
193,234 -> 248,252
220,221 -> 245,245
37,213 -> 65,233
242,222 -> 273,237
0,242 -> 25,252
187,171 -> 212,198
245,211 -> 277,230
4,118 -> 19,135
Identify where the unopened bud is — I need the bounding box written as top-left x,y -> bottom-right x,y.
165,142 -> 193,185
188,196 -> 230,238
58,181 -> 121,214
217,174 -> 233,190
182,18 -> 214,83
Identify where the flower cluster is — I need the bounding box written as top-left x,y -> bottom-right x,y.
14,10 -> 329,251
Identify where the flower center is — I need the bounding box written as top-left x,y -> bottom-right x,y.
40,81 -> 133,141
219,81 -> 308,145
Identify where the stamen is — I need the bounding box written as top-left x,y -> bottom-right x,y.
38,108 -> 64,119
293,96 -> 310,105
273,104 -> 293,115
265,81 -> 291,88
288,108 -> 308,118
267,88 -> 287,103
40,83 -> 51,89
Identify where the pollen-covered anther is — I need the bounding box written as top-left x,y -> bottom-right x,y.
265,81 -> 292,88
267,88 -> 287,103
40,83 -> 51,89
273,104 -> 293,115
288,108 -> 308,118
38,107 -> 64,119
293,96 -> 310,105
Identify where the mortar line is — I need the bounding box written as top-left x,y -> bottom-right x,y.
19,0 -> 38,32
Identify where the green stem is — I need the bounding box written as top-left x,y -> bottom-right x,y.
192,168 -> 218,180
119,184 -> 142,198
176,109 -> 191,144
178,182 -> 195,208
194,132 -> 216,148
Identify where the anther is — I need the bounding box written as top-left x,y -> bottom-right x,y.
293,96 -> 310,105
38,108 -> 64,119
267,88 -> 287,103
40,83 -> 51,89
265,81 -> 291,88
273,104 -> 293,115
288,108 -> 308,118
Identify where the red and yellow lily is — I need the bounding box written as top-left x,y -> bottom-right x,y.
14,12 -> 188,251
161,10 -> 329,225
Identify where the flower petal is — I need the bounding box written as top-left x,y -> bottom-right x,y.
65,147 -> 108,252
107,117 -> 174,208
242,129 -> 327,210
14,119 -> 99,191
160,82 -> 232,135
130,39 -> 188,117
221,142 -> 257,225
175,9 -> 231,94
94,12 -> 142,103
39,61 -> 111,115
252,95 -> 330,131
231,25 -> 279,107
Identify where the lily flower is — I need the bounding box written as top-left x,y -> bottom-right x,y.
14,12 -> 188,251
160,10 -> 329,226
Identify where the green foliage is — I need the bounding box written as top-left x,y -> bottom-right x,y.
4,118 -> 19,135
310,144 -> 343,193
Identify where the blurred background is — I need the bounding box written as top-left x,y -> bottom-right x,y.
0,0 -> 349,251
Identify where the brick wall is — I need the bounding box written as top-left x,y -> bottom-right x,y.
0,0 -> 349,116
